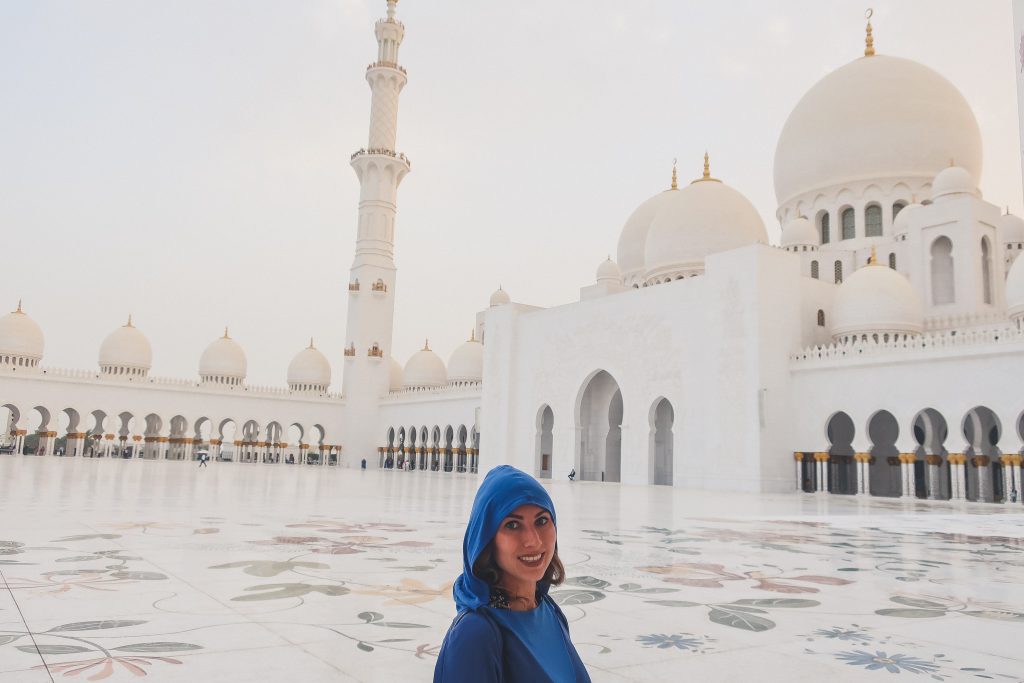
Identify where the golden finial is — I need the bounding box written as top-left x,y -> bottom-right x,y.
864,9 -> 875,57
126,314 -> 134,327
423,338 -> 430,351
14,299 -> 23,313
223,326 -> 230,339
469,329 -> 476,342
691,151 -> 720,184
869,245 -> 878,265
670,158 -> 678,190
309,337 -> 315,349
949,158 -> 955,167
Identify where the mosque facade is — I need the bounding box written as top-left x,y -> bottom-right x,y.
2,2 -> 1024,504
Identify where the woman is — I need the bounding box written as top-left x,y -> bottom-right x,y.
434,465 -> 591,682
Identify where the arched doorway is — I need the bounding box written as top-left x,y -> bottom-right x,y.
911,408 -> 948,499
649,398 -> 673,485
535,405 -> 553,479
867,410 -> 900,497
825,412 -> 855,494
962,406 -> 1002,502
576,370 -> 623,483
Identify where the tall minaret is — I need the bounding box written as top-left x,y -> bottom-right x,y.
343,0 -> 410,405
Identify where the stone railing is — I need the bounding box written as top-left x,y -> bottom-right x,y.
924,311 -> 1007,332
792,323 -> 1024,366
381,382 -> 482,401
367,60 -> 407,75
25,366 -> 343,400
350,148 -> 411,169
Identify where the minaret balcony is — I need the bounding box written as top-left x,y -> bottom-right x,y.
350,148 -> 412,171
371,279 -> 388,295
348,281 -> 360,293
367,344 -> 385,360
367,61 -> 406,75
344,344 -> 356,359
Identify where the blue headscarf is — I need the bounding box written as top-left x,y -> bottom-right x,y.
453,465 -> 557,612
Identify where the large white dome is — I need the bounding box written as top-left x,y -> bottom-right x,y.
403,342 -> 446,389
199,329 -> 247,382
0,302 -> 44,361
489,287 -> 510,307
892,201 -> 923,237
997,212 -> 1024,244
1006,255 -> 1024,321
774,54 -> 982,206
287,340 -> 331,389
616,189 -> 676,278
831,257 -> 924,341
98,316 -> 152,373
643,172 -> 768,279
447,333 -> 483,383
780,216 -> 818,248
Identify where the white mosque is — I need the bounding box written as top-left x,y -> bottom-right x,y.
2,2 -> 1024,505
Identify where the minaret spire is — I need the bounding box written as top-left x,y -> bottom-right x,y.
864,8 -> 875,57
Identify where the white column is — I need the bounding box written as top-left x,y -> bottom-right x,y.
1012,461 -> 1022,505
976,457 -> 991,502
949,453 -> 967,501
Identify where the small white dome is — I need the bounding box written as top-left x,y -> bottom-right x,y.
595,257 -> 622,283
831,257 -> 923,340
643,168 -> 768,278
774,55 -> 982,206
616,188 -> 676,278
98,316 -> 152,372
0,302 -> 44,361
199,329 -> 247,381
892,202 -> 923,237
780,216 -> 818,247
1006,255 -> 1024,322
287,340 -> 331,388
389,357 -> 404,392
447,333 -> 483,383
997,211 -> 1024,244
489,287 -> 510,307
403,341 -> 447,389
931,165 -> 978,201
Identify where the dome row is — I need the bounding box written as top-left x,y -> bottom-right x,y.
617,157 -> 769,285
391,334 -> 484,391
0,311 -> 331,390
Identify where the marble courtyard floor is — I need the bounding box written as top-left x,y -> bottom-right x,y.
1,458 -> 1023,682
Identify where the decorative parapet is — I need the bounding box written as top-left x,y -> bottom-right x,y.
367,60 -> 407,74
10,365 -> 343,401
381,382 -> 483,402
350,148 -> 412,169
792,323 -> 1024,367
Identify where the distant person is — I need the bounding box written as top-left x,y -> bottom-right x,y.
434,465 -> 590,682
198,452 -> 209,468
567,468 -> 576,482
361,458 -> 367,470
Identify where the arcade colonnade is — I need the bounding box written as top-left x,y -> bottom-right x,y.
2,402 -> 340,466
797,405 -> 1024,504
379,423 -> 480,472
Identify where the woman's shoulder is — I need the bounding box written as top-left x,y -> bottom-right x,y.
434,610 -> 503,683
446,609 -> 502,649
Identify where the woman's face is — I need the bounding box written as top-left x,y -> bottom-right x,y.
493,504 -> 556,594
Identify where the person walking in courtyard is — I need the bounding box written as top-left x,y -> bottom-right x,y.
434,465 -> 590,682
198,451 -> 209,468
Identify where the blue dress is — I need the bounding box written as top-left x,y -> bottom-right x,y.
433,466 -> 592,682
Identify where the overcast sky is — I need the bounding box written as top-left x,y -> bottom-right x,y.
1,0 -> 1020,386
